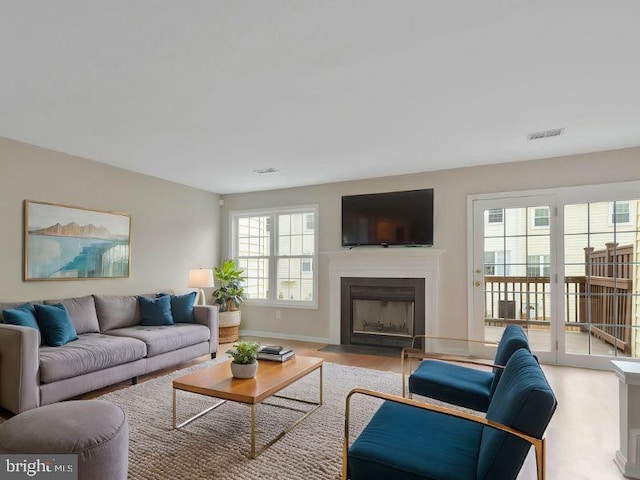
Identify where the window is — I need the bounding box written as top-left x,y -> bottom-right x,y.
527,255 -> 550,277
484,251 -> 509,276
304,213 -> 314,230
232,205 -> 318,308
302,258 -> 313,272
487,209 -> 503,224
610,201 -> 632,225
533,207 -> 550,227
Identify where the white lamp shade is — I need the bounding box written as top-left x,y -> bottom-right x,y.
188,268 -> 214,288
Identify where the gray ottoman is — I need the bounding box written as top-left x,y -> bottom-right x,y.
0,400 -> 128,480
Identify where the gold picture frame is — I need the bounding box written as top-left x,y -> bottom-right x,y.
24,200 -> 131,281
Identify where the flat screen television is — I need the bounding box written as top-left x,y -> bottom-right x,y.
342,188 -> 434,247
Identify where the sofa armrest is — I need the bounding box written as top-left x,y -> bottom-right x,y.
0,324 -> 41,414
193,305 -> 219,354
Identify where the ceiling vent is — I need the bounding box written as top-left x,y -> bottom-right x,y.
253,167 -> 279,175
527,128 -> 564,141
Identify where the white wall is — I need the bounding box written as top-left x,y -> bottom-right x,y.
0,137 -> 220,302
221,146 -> 640,342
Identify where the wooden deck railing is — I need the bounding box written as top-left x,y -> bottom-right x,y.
484,274 -> 633,353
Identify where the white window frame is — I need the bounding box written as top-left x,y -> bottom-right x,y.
484,250 -> 510,276
531,207 -> 550,228
230,204 -> 319,309
527,254 -> 550,277
609,201 -> 633,226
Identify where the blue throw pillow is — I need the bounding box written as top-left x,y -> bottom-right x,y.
158,292 -> 197,323
3,303 -> 39,330
139,295 -> 174,326
33,303 -> 78,347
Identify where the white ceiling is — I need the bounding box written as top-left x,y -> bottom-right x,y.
2,1 -> 640,194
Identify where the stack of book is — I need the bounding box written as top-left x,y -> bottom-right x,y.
258,345 -> 295,362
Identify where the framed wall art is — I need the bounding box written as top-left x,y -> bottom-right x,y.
24,200 -> 131,281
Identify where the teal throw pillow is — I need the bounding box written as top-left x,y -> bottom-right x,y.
3,303 -> 40,331
33,303 -> 78,347
139,295 -> 174,326
158,292 -> 197,323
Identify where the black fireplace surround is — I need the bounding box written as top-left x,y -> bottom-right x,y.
341,277 -> 425,349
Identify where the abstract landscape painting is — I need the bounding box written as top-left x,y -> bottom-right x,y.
24,200 -> 131,280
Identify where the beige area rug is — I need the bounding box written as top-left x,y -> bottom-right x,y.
98,359 -> 403,480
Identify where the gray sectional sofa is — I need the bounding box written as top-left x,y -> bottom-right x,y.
0,294 -> 219,414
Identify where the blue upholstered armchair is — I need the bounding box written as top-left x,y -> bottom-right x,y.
344,348 -> 557,480
403,325 -> 530,411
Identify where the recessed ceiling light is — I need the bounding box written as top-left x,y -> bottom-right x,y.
527,128 -> 565,141
253,167 -> 279,175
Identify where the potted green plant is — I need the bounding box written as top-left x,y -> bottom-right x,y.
213,259 -> 247,343
226,340 -> 260,378
213,259 -> 247,312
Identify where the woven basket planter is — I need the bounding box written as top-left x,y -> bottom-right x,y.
219,310 -> 241,344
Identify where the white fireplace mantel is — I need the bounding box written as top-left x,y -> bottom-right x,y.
323,248 -> 445,344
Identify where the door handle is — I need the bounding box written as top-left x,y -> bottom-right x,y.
475,281 -> 482,287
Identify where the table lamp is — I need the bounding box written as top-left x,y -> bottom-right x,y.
188,268 -> 214,306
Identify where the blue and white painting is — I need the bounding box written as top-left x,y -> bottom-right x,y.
25,201 -> 131,280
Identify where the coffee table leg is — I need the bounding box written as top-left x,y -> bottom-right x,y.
173,388 -> 227,430
319,364 -> 323,405
250,404 -> 256,459
173,388 -> 177,429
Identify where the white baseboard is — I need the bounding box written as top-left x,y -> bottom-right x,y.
239,329 -> 332,345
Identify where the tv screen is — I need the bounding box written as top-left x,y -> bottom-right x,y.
342,188 -> 434,247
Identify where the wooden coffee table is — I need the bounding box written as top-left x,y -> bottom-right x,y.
172,355 -> 323,458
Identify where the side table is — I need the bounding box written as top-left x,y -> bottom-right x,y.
612,360 -> 640,479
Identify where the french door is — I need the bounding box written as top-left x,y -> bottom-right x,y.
470,184 -> 640,369
471,195 -> 558,364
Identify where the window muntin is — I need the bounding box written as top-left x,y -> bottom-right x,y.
233,206 -> 318,307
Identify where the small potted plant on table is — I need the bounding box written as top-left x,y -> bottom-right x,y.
227,340 -> 261,379
212,259 -> 247,343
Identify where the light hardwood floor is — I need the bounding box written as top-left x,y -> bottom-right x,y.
8,338 -> 626,479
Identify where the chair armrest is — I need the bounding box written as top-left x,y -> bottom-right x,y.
410,334 -> 499,349
193,305 -> 219,354
0,324 -> 41,414
403,348 -> 504,369
343,388 -> 545,480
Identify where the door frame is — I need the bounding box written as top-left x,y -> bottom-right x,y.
468,193 -> 559,365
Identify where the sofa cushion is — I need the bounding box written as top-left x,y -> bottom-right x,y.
2,303 -> 39,331
34,304 -> 78,347
44,296 -> 100,334
138,295 -> 174,326
94,294 -> 154,332
159,291 -> 197,323
39,333 -> 147,383
106,324 -> 210,357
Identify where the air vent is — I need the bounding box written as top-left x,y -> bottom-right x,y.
527,128 -> 565,141
253,167 -> 279,175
